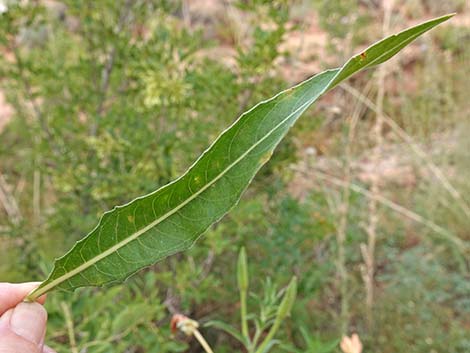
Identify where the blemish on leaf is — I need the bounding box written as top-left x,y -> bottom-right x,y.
283,86 -> 297,99
259,150 -> 273,166
360,52 -> 367,60
127,215 -> 134,223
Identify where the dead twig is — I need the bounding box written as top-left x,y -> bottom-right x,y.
0,172 -> 22,226
91,0 -> 134,136
330,80 -> 371,334
361,0 -> 394,327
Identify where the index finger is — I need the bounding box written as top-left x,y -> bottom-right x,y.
0,282 -> 47,315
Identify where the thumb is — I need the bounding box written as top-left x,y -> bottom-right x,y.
0,302 -> 47,353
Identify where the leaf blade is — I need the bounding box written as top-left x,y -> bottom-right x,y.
27,14 -> 452,300
327,13 -> 454,89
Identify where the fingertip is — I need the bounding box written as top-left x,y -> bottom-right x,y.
0,331 -> 42,353
10,302 -> 47,346
0,282 -> 47,306
0,283 -> 41,314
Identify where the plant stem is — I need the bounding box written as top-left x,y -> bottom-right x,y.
362,0 -> 394,328
238,247 -> 250,343
193,329 -> 215,353
60,301 -> 78,353
240,289 -> 249,341
254,320 -> 280,353
33,170 -> 40,226
334,81 -> 368,334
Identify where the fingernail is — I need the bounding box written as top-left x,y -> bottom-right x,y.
10,302 -> 47,345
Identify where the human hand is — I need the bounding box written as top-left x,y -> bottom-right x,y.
0,282 -> 55,353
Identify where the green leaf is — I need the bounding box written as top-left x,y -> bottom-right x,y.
204,320 -> 247,345
275,276 -> 297,321
27,14 -> 453,300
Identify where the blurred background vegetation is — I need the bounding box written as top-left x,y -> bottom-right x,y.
0,0 -> 469,352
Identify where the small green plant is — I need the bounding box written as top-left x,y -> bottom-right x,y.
205,247 -> 297,353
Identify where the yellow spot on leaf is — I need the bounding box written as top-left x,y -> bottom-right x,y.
283,86 -> 297,99
127,215 -> 134,223
259,150 -> 273,166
